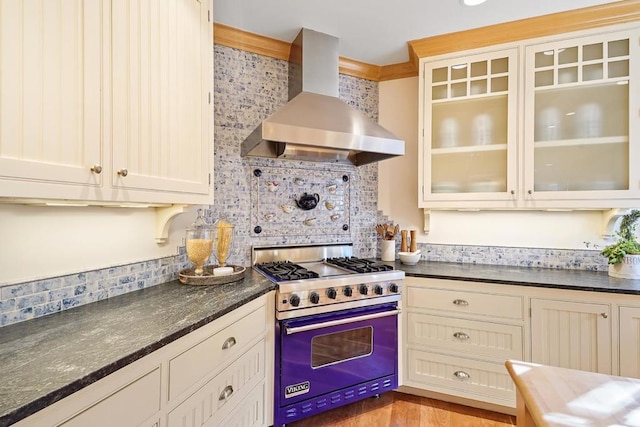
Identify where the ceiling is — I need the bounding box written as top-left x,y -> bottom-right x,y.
213,0 -> 621,65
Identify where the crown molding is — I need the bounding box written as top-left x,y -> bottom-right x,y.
213,1 -> 640,83
409,0 -> 640,59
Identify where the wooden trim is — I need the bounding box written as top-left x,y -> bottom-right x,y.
409,1 -> 640,59
339,57 -> 381,81
214,23 -> 291,61
214,2 -> 639,81
379,61 -> 418,81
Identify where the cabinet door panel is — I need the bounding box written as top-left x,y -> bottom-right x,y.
0,0 -> 102,190
60,367 -> 161,427
619,306 -> 640,378
420,49 -> 518,206
523,29 -> 640,202
111,0 -> 211,196
531,298 -> 611,374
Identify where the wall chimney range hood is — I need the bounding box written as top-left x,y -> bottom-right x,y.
240,28 -> 404,166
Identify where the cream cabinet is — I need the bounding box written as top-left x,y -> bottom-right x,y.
523,29 -> 640,205
619,306 -> 640,378
402,277 -> 525,409
419,49 -> 518,205
418,24 -> 640,210
0,1 -> 103,190
0,0 -> 213,206
13,292 -> 275,427
530,298 -> 612,374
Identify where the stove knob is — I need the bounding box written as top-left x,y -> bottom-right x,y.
326,288 -> 337,299
389,283 -> 399,293
359,284 -> 368,295
289,294 -> 301,307
374,285 -> 384,295
309,292 -> 320,304
343,286 -> 353,297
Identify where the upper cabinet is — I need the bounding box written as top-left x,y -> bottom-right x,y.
420,49 -> 518,205
523,30 -> 638,204
0,1 -> 103,191
0,0 -> 214,206
419,25 -> 640,210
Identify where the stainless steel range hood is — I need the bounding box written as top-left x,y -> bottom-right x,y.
240,28 -> 404,166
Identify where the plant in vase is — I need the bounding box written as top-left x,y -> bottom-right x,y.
601,209 -> 640,279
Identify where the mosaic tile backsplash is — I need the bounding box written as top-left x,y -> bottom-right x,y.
0,44 -> 610,327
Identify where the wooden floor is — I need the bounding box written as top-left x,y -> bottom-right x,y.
287,392 -> 516,427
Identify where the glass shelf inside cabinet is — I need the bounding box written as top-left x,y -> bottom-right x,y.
531,36 -> 630,193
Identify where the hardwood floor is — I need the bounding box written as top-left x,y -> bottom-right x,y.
287,392 -> 516,427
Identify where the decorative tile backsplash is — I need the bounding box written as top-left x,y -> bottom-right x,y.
0,255 -> 188,326
415,243 -> 608,271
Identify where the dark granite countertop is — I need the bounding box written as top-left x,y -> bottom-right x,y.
393,261 -> 640,295
0,270 -> 274,427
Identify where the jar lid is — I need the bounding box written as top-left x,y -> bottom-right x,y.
190,208 -> 211,230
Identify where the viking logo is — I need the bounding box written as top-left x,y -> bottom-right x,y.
285,381 -> 310,398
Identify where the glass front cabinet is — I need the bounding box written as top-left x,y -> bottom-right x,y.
419,25 -> 640,209
420,49 -> 518,207
523,29 -> 639,206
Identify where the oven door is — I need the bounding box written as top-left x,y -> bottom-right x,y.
279,303 -> 398,406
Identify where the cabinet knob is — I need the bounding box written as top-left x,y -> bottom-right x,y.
117,168 -> 128,177
510,190 -> 515,195
218,385 -> 234,401
452,299 -> 469,306
453,370 -> 471,381
221,337 -> 237,350
528,190 -> 533,195
90,164 -> 102,174
601,312 -> 608,319
453,332 -> 470,340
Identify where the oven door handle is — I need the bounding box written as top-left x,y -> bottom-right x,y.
284,309 -> 401,335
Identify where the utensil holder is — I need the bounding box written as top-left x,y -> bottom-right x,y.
381,240 -> 395,262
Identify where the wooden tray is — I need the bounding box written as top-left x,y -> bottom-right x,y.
179,265 -> 246,286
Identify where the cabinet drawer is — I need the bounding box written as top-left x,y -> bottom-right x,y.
406,286 -> 523,319
61,367 -> 161,427
407,313 -> 523,360
217,382 -> 267,427
169,304 -> 266,401
167,340 -> 266,427
407,349 -> 515,406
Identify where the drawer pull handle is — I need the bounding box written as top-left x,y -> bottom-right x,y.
453,332 -> 470,340
454,370 -> 471,381
222,337 -> 237,350
219,385 -> 234,401
452,299 -> 469,306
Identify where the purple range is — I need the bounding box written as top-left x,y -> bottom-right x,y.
251,243 -> 404,427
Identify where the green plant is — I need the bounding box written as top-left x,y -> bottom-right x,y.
601,209 -> 640,264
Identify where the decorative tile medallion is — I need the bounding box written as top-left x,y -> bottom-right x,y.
250,166 -> 352,237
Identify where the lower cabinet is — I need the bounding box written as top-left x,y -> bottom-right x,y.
619,306 -> 640,378
14,292 -> 275,427
530,298 -> 612,374
403,277 -> 525,409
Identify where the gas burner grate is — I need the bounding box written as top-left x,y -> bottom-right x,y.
255,261 -> 320,282
325,257 -> 394,273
